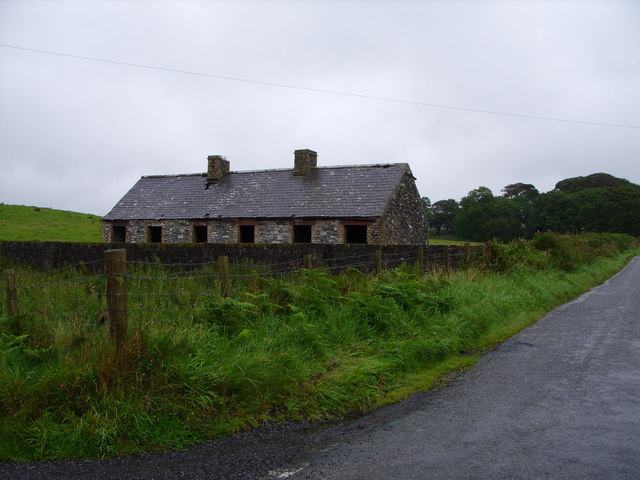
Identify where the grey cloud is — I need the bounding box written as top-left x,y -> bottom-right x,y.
0,0 -> 638,215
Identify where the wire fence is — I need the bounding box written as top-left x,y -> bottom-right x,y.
2,244 -> 488,345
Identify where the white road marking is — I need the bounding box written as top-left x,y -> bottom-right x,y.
267,463 -> 309,478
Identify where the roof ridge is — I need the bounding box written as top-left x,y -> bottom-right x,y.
141,163 -> 407,179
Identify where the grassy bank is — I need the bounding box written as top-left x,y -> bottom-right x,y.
0,233 -> 637,461
0,204 -> 102,242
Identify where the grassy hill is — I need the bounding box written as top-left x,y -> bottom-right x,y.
0,204 -> 103,242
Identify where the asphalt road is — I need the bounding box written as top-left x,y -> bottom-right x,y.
3,257 -> 639,480
269,256 -> 640,480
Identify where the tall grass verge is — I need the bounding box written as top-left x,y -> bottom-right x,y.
0,233 -> 637,461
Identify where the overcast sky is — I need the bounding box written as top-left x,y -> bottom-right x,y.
1,0 -> 638,216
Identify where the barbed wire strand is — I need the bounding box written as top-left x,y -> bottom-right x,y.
18,275 -> 105,290
14,258 -> 104,278
8,250 -> 479,317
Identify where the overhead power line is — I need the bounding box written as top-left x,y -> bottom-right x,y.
1,42 -> 638,129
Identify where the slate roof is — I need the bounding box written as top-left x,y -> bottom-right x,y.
104,164 -> 411,221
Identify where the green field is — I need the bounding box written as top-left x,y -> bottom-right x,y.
0,204 -> 102,242
428,234 -> 482,246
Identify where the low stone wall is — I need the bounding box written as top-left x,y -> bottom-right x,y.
0,241 -> 480,273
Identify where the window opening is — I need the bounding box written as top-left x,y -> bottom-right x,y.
239,225 -> 255,243
293,225 -> 312,243
344,225 -> 367,244
148,226 -> 162,243
193,225 -> 208,243
111,225 -> 126,243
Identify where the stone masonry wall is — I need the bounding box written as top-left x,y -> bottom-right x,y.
163,220 -> 192,243
211,220 -> 236,243
314,220 -> 342,243
103,212 -> 428,244
104,219 -> 350,244
370,173 -> 429,245
255,220 -> 290,243
104,220 -> 193,243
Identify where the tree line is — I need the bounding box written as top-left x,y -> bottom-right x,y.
424,173 -> 640,242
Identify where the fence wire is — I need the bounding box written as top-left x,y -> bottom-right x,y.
4,245 -> 484,329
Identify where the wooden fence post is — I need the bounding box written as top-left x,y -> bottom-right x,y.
464,243 -> 471,266
104,249 -> 128,345
416,245 -> 424,277
249,270 -> 259,295
374,249 -> 382,275
303,254 -> 313,270
443,245 -> 450,273
218,255 -> 231,298
4,269 -> 18,316
483,241 -> 492,265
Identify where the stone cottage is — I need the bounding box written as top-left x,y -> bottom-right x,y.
103,149 -> 428,245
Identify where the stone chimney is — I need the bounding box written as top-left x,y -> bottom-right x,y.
207,155 -> 229,183
293,149 -> 317,176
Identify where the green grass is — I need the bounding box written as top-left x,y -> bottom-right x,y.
0,204 -> 102,242
428,234 -> 481,246
0,233 -> 638,461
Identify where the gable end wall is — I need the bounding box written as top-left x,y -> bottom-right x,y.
370,173 -> 429,245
